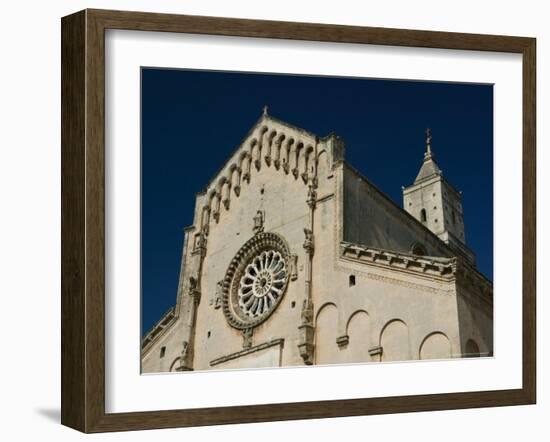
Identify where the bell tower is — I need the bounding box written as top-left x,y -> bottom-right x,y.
403,129 -> 474,263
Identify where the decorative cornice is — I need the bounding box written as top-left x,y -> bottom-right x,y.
342,162 -> 476,263
199,120 -> 317,231
339,241 -> 493,307
141,306 -> 177,352
340,242 -> 457,279
210,338 -> 284,367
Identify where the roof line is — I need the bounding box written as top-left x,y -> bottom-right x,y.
342,160 -> 477,264
197,111 -> 323,196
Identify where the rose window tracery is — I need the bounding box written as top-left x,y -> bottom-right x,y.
222,232 -> 291,329
237,250 -> 287,318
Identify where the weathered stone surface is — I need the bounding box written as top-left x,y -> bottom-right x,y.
141,112 -> 493,374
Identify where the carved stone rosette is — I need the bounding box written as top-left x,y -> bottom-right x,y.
221,232 -> 292,347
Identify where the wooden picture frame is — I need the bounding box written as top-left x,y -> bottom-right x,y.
61,8 -> 536,433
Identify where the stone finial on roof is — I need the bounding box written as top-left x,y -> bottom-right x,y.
414,127 -> 442,183
262,104 -> 269,116
424,127 -> 433,160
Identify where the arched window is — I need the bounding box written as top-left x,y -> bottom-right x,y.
420,209 -> 427,223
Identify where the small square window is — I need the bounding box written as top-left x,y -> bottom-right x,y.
349,275 -> 356,287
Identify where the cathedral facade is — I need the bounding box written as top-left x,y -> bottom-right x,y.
141,109 -> 493,373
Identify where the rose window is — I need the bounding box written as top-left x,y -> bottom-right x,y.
237,250 -> 287,318
222,232 -> 291,329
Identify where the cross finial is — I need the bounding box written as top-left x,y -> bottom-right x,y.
262,104 -> 269,116
425,128 -> 433,158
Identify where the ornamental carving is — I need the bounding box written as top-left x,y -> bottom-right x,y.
222,232 -> 291,330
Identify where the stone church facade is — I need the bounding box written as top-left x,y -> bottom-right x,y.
141,109 -> 493,373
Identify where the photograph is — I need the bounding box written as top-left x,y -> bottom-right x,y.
140,68 -> 494,373
1,0 -> 536,437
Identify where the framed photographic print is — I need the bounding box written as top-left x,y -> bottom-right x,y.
61,9 -> 536,433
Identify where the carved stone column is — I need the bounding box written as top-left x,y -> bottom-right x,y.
176,277 -> 201,371
176,224 -> 207,371
297,138 -> 319,365
298,176 -> 318,365
298,228 -> 315,364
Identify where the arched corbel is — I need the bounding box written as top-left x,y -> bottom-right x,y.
200,205 -> 211,233
255,127 -> 268,171
292,142 -> 304,179
240,151 -> 251,183
264,130 -> 277,166
219,177 -> 231,210
302,145 -> 314,183
231,165 -> 242,196
273,133 -> 286,170
210,189 -> 221,223
282,138 -> 294,174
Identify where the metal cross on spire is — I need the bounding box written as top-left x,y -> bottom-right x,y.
425,127 -> 433,159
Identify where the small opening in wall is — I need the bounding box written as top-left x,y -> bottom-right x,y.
260,187 -> 265,195
435,219 -> 438,223
452,210 -> 456,225
432,193 -> 436,197
420,209 -> 427,223
160,346 -> 166,359
433,206 -> 437,210
349,275 -> 356,287
291,301 -> 296,308
207,331 -> 211,338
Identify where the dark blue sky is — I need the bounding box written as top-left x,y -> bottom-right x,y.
141,68 -> 493,336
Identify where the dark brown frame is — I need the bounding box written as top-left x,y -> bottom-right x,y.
61,8 -> 536,433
